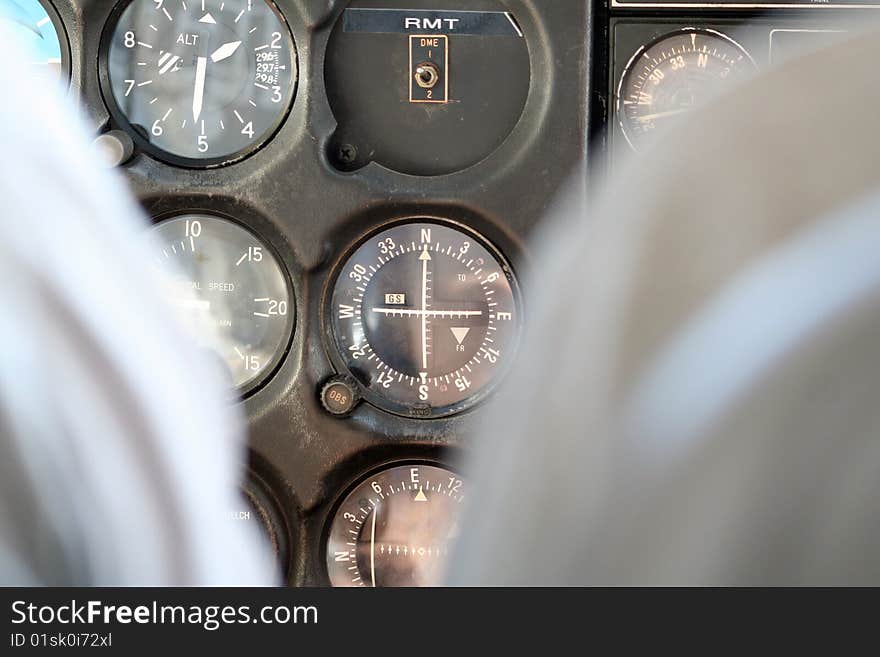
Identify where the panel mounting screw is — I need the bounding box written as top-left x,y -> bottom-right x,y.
337,143 -> 357,166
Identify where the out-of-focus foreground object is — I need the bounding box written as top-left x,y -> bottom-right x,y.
450,26 -> 880,586
0,26 -> 276,586
0,0 -> 69,85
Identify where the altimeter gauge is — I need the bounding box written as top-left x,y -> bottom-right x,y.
328,221 -> 520,418
101,0 -> 297,167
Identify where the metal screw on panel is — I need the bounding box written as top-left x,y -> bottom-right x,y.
93,130 -> 135,168
337,143 -> 357,166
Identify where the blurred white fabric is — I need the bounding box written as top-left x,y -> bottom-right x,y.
0,30 -> 276,586
450,26 -> 880,585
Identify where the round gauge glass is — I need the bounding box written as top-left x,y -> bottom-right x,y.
328,221 -> 521,418
617,28 -> 756,151
101,0 -> 297,167
151,214 -> 294,395
326,464 -> 466,587
226,475 -> 290,577
0,0 -> 69,84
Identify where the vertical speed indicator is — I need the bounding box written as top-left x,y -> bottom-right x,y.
328,221 -> 521,418
101,0 -> 297,167
151,214 -> 294,395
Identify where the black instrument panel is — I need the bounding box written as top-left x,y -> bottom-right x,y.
16,0 -> 873,586
40,0 -> 588,585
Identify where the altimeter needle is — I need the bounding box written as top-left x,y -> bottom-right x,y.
211,40 -> 242,63
192,56 -> 207,121
193,41 -> 242,122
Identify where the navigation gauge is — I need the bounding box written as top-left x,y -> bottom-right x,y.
328,221 -> 520,418
151,214 -> 294,395
101,0 -> 297,167
325,0 -> 530,175
326,463 -> 466,587
617,28 -> 756,151
227,474 -> 291,578
0,0 -> 69,84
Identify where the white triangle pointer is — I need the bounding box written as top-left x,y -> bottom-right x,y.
450,327 -> 470,345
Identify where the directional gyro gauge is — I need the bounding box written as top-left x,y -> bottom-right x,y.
328,221 -> 520,418
0,0 -> 69,84
617,28 -> 756,151
326,464 -> 466,587
325,0 -> 530,175
101,0 -> 297,167
151,214 -> 294,395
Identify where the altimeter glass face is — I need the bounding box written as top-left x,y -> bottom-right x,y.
103,0 -> 297,167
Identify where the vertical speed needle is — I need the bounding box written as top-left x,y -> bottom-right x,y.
370,506 -> 378,588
